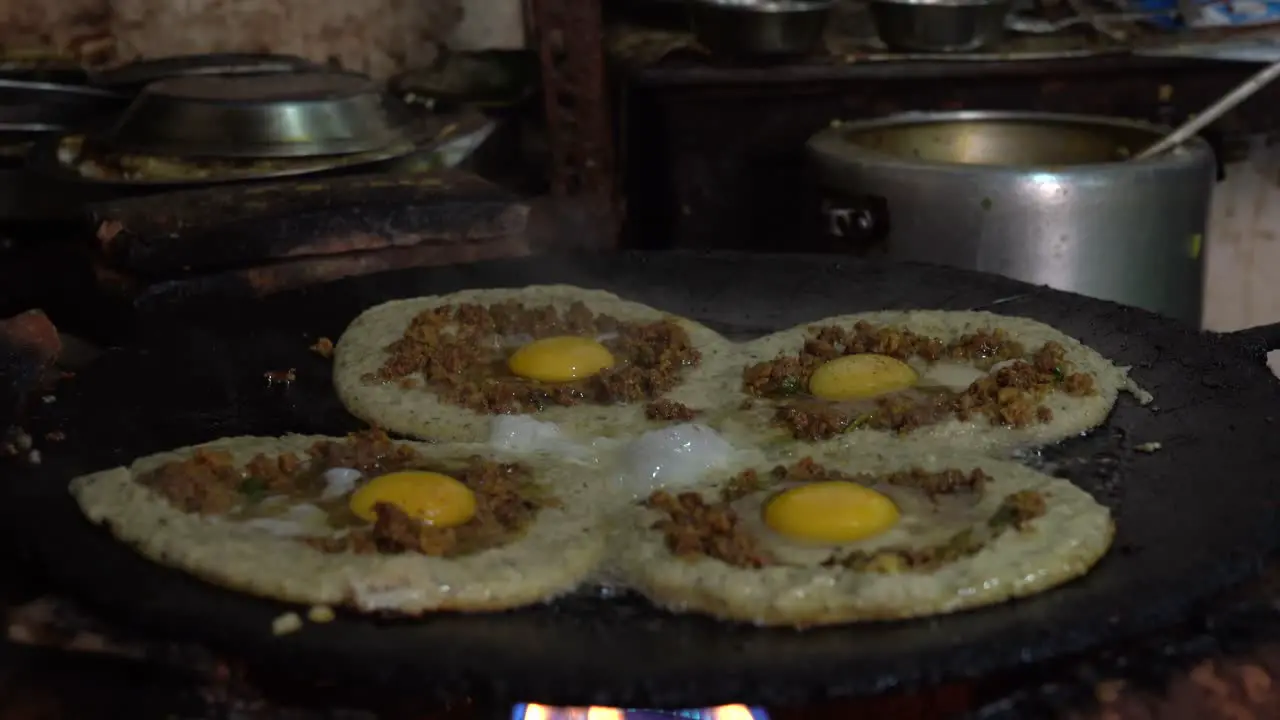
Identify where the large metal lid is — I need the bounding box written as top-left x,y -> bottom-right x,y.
95,71 -> 410,159
90,53 -> 323,92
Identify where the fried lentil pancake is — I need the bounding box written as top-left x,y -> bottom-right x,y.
609,447 -> 1114,626
332,286 -> 735,442
69,434 -> 606,615
718,310 -> 1149,455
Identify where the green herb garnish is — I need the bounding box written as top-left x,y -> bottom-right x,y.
238,477 -> 268,501
844,414 -> 873,432
777,376 -> 803,395
1052,366 -> 1065,381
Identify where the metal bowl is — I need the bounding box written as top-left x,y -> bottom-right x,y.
96,72 -> 408,159
688,0 -> 835,57
868,0 -> 1012,53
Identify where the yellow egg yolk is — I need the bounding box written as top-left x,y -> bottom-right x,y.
807,353 -> 919,401
348,471 -> 477,527
763,481 -> 900,544
507,335 -> 615,383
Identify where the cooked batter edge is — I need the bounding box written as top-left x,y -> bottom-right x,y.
610,445 -> 1114,626
333,285 -> 736,443
720,309 -> 1148,454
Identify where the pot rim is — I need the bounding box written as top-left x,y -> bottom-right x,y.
869,0 -> 1011,8
689,0 -> 836,13
807,110 -> 1213,175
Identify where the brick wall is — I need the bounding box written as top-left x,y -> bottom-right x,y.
0,0 -> 526,80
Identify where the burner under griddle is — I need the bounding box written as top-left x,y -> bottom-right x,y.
512,705 -> 768,720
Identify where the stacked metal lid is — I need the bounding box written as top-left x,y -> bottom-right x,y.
30,54 -> 417,188
100,71 -> 411,159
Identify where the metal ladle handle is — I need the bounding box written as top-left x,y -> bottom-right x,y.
1134,59 -> 1280,161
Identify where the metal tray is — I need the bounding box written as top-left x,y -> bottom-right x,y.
0,78 -> 126,105
26,132 -> 419,190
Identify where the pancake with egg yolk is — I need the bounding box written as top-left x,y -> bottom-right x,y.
610,446 -> 1114,626
717,310 -> 1149,455
332,285 -> 736,443
68,433 -> 607,615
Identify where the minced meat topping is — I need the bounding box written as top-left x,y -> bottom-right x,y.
646,459 -> 1040,572
138,430 -> 547,558
717,458 -> 990,505
743,321 -> 1097,440
828,488 -> 1047,574
367,301 -> 702,414
645,399 -> 699,421
646,490 -> 772,569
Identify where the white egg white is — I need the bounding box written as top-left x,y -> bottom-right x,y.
905,359 -> 989,393
242,503 -> 333,538
321,467 -> 362,499
614,423 -> 755,500
487,416 -> 756,503
487,415 -> 616,464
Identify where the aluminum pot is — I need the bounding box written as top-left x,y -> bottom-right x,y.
688,0 -> 835,56
807,111 -> 1217,325
868,0 -> 1012,52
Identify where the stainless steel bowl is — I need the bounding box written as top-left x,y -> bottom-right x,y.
868,0 -> 1012,53
97,72 -> 408,159
689,0 -> 834,56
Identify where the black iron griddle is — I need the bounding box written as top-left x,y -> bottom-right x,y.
8,251 -> 1280,708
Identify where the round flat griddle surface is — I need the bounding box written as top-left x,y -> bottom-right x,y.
9,251 -> 1280,708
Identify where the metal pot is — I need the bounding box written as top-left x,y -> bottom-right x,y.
807,111 -> 1216,325
688,0 -> 835,56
